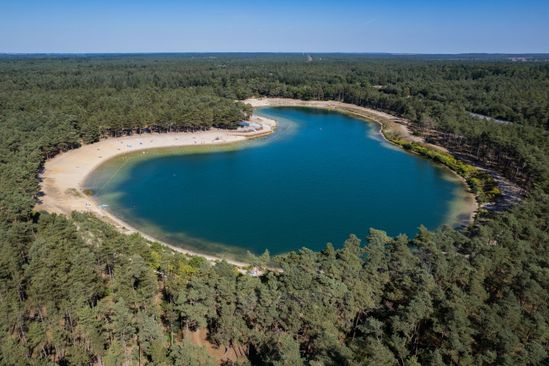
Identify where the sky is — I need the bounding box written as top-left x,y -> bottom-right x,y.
1,0 -> 548,54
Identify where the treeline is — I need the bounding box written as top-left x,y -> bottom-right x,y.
2,55 -> 548,129
1,200 -> 547,365
2,88 -> 249,141
430,113 -> 548,187
0,55 -> 548,365
3,55 -> 546,185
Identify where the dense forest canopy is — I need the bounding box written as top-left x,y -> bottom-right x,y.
0,54 -> 548,365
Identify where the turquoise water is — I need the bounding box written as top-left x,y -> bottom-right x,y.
85,107 -> 471,258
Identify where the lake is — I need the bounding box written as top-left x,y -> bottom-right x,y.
85,107 -> 473,258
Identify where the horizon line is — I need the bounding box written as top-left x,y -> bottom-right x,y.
2,51 -> 549,56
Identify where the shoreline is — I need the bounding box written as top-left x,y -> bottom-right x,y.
36,115 -> 276,267
247,97 -> 479,225
37,98 -> 478,266
246,97 -> 427,145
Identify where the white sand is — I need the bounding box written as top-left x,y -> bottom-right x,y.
36,115 -> 275,267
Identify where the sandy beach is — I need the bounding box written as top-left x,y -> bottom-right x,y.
36,115 -> 275,267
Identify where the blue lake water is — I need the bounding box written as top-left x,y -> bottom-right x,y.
85,107 -> 472,258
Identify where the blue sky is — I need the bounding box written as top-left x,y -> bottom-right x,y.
1,0 -> 548,53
